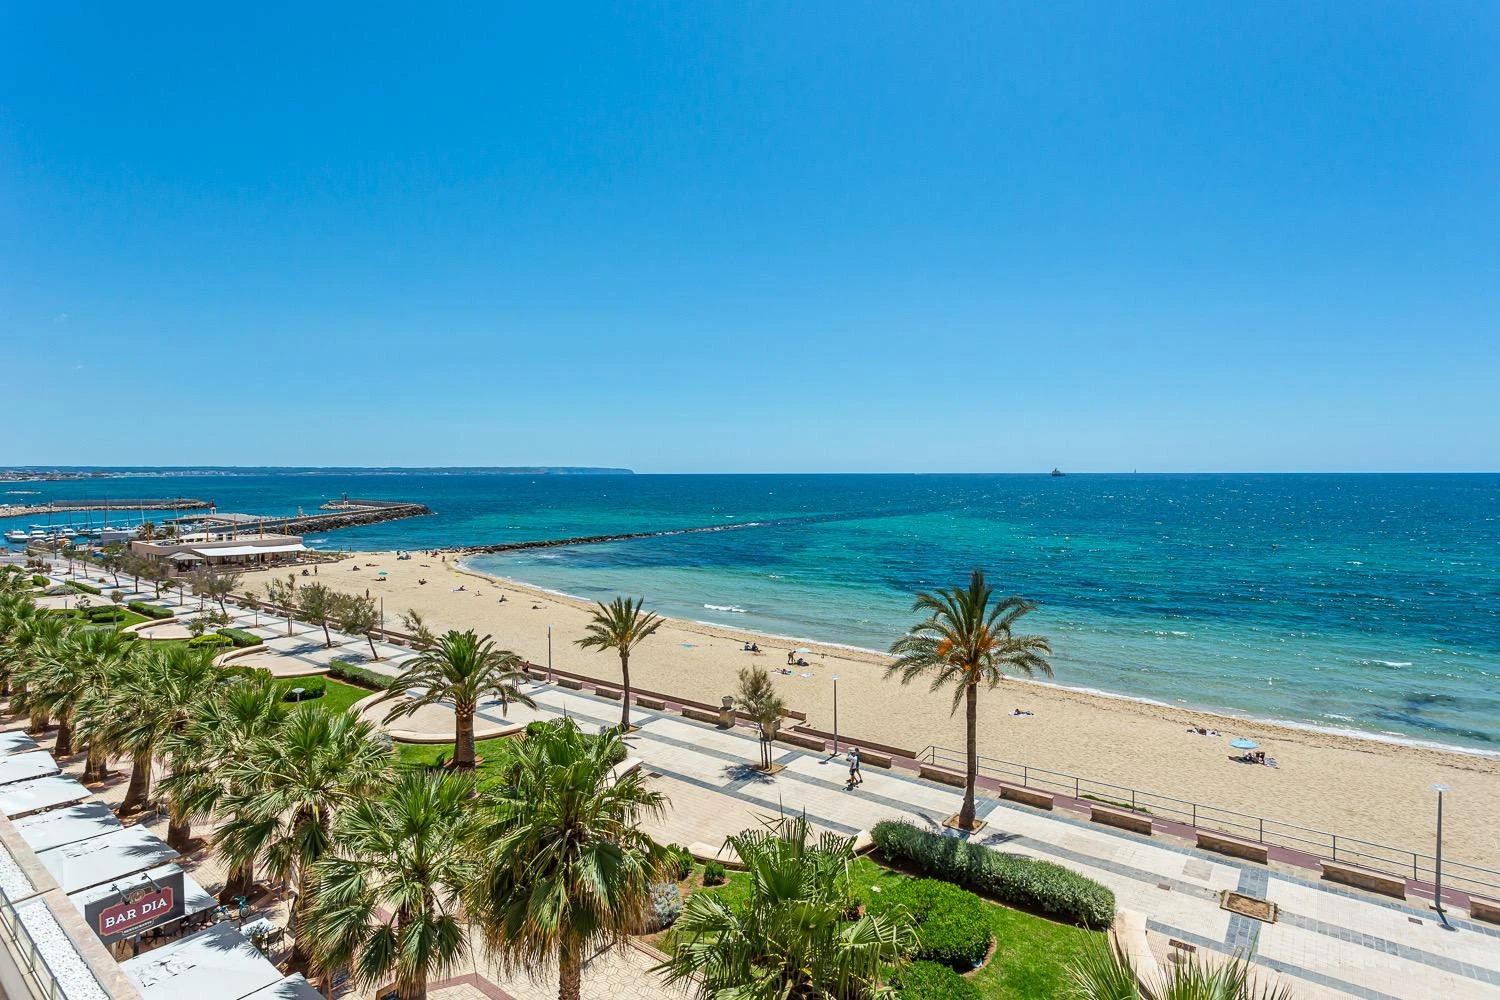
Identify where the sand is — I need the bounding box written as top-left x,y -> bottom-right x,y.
239,553 -> 1500,869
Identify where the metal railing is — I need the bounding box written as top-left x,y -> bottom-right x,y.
0,891 -> 108,1000
918,744 -> 1500,900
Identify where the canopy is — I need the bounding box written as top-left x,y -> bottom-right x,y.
192,543 -> 307,558
14,802 -> 123,853
0,731 -> 40,756
0,775 -> 90,817
0,750 -> 61,786
168,551 -> 205,562
240,976 -> 324,1000
1230,738 -> 1259,750
121,922 -> 281,1000
38,824 -> 179,894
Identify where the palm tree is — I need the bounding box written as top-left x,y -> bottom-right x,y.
83,644 -> 222,816
305,771 -> 478,1000
14,624 -> 133,766
5,612 -> 70,736
887,569 -> 1051,831
656,815 -> 917,998
1064,936 -> 1294,999
0,590 -> 41,696
215,705 -> 393,968
65,628 -> 137,783
159,673 -> 287,882
736,664 -> 786,771
378,629 -> 533,770
574,596 -> 662,731
465,719 -> 668,1000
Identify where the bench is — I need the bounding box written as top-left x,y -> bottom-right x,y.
1000,783 -> 1054,810
920,764 -> 967,788
556,677 -> 583,690
1469,895 -> 1500,925
1090,805 -> 1153,836
634,695 -> 666,711
681,706 -> 722,726
1320,860 -> 1408,900
593,687 -> 622,700
776,732 -> 826,752
1196,830 -> 1269,864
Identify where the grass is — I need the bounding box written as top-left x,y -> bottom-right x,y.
271,677 -> 369,715
396,736 -> 518,789
651,857 -> 1100,999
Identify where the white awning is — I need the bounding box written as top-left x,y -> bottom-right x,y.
121,922 -> 281,1000
0,776 -> 90,817
0,731 -> 40,757
0,751 -> 61,787
240,976 -> 323,1000
168,551 -> 205,562
38,824 -> 180,894
192,543 -> 307,558
14,802 -> 123,853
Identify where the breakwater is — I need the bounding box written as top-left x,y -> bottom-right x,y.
0,497 -> 212,518
193,502 -> 434,536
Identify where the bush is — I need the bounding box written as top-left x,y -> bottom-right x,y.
128,601 -> 173,620
217,628 -> 263,648
83,606 -> 129,624
32,574 -> 48,588
867,878 -> 990,971
328,660 -> 388,690
645,882 -> 683,932
280,677 -> 327,702
893,961 -> 981,1000
69,580 -> 101,595
702,860 -> 727,886
870,821 -> 1115,929
661,844 -> 695,881
187,634 -> 234,649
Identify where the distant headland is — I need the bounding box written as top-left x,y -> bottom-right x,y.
0,466 -> 634,480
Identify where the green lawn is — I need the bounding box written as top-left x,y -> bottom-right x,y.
656,857 -> 1100,1000
272,677 -> 370,715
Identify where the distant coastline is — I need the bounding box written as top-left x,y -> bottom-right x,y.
0,466 -> 635,480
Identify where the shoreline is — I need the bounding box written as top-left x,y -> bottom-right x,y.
455,560 -> 1500,763
240,550 -> 1500,865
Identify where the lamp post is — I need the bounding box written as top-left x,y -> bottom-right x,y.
831,674 -> 840,756
547,625 -> 554,683
1432,783 -> 1450,923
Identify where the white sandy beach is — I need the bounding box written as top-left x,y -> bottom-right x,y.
241,553 -> 1500,868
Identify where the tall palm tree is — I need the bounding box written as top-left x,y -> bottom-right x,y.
160,673 -> 287,881
5,612 -> 70,737
465,719 -> 668,1000
379,629 -> 533,770
574,596 -> 662,731
657,815 -> 917,999
64,628 -> 137,783
13,623 -> 132,764
0,590 -> 41,696
887,569 -> 1051,831
215,705 -> 393,968
82,644 -> 222,816
1064,936 -> 1294,999
305,771 -> 478,1000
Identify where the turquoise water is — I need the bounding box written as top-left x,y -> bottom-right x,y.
6,472 -> 1498,750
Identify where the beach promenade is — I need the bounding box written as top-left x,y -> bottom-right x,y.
34,558 -> 1500,999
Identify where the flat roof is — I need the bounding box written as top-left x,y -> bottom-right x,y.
69,862 -> 215,918
0,775 -> 89,817
0,731 -> 41,756
38,825 -> 179,894
121,922 -> 281,1000
0,749 -> 62,786
240,975 -> 323,1000
193,543 -> 307,557
14,802 -> 124,853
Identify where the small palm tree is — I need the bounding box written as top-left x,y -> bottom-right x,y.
736,664 -> 785,771
65,629 -> 138,783
6,613 -> 70,736
1064,936 -> 1294,999
656,814 -> 917,998
379,629 -> 534,770
574,596 -> 662,731
465,719 -> 668,1000
0,590 -> 41,696
887,569 -> 1051,831
216,705 -> 394,968
305,771 -> 478,1000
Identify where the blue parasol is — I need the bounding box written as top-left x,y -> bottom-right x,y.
1230,738 -> 1259,750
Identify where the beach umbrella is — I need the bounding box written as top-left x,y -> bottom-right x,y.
795,647 -> 813,654
1230,738 -> 1259,750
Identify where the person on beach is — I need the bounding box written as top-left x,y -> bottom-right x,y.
848,746 -> 862,786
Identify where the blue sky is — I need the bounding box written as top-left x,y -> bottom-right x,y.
2,3 -> 1496,472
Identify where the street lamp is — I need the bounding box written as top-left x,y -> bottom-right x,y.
831,674 -> 840,756
547,625 -> 554,683
1432,783 -> 1450,923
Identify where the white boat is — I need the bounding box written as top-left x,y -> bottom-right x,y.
3,529 -> 28,544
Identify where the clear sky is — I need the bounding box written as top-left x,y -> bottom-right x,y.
2,4 -> 1496,472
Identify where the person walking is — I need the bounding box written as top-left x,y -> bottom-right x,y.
847,746 -> 863,786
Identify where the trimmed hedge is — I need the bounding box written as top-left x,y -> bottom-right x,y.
871,821 -> 1115,929
279,677 -> 327,701
187,634 -> 234,649
217,628 -> 264,648
893,961 -> 981,1000
866,878 -> 990,972
83,606 -> 129,624
69,580 -> 102,595
329,659 -> 388,689
128,601 -> 173,620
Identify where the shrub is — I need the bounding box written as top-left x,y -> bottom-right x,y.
187,634 -> 234,649
866,878 -> 990,971
32,574 -> 48,587
702,860 -> 727,886
328,660 -> 388,690
84,607 -> 128,624
127,601 -> 173,620
893,961 -> 981,1000
645,882 -> 683,932
870,821 -> 1115,929
280,677 -> 327,702
662,844 -> 695,881
217,628 -> 264,648
69,580 -> 101,595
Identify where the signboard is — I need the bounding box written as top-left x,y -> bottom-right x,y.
83,871 -> 186,944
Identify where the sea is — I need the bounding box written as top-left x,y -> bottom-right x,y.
5,472 -> 1498,753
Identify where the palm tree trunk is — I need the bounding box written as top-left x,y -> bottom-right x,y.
289,869 -> 315,969
55,714 -> 75,757
166,806 -> 192,852
558,949 -> 583,1000
619,651 -> 631,731
454,709 -> 476,769
397,980 -> 426,1000
366,634 -> 379,661
961,682 -> 978,830
83,743 -> 108,783
27,710 -> 48,737
220,860 -> 255,904
119,750 -> 152,813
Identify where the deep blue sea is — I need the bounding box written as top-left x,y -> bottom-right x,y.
6,472 -> 1498,751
